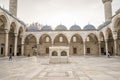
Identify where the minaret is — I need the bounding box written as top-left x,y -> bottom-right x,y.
9,0 -> 17,16
102,0 -> 112,21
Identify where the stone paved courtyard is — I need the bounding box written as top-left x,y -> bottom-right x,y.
0,56 -> 120,80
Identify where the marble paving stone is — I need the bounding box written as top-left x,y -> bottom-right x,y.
79,77 -> 90,80
46,72 -> 68,77
0,56 -> 120,80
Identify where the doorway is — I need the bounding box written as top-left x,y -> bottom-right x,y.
73,47 -> 77,54
87,48 -> 90,54
46,48 -> 49,54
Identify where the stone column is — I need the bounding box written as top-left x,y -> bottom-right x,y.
0,43 -> 1,55
83,41 -> 86,56
105,39 -> 108,56
98,41 -> 101,56
14,33 -> 18,56
113,31 -> 118,56
114,39 -> 117,56
5,30 -> 9,56
51,40 -> 54,46
21,43 -> 24,56
36,43 -> 39,56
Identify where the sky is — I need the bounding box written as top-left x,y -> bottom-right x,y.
0,0 -> 120,29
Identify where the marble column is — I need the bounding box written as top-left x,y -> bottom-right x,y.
98,41 -> 101,56
113,31 -> 118,56
0,43 -> 1,55
14,34 -> 18,56
105,40 -> 108,56
36,44 -> 39,55
21,43 -> 24,56
83,41 -> 86,56
114,39 -> 117,56
5,30 -> 9,56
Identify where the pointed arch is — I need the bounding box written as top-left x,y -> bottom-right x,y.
85,33 -> 99,55
0,12 -> 10,29
17,26 -> 24,56
105,28 -> 113,40
99,32 -> 105,41
39,34 -> 52,44
70,34 -> 83,43
105,28 -> 114,55
39,34 -> 52,55
0,15 -> 8,56
70,34 -> 83,55
24,34 -> 37,56
86,33 -> 98,42
0,15 -> 7,30
53,33 -> 68,45
10,22 -> 17,34
99,32 -> 106,55
25,34 -> 37,44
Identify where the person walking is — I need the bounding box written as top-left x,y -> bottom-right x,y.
107,51 -> 110,58
9,53 -> 12,61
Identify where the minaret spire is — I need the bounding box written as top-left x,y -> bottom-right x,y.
9,0 -> 17,16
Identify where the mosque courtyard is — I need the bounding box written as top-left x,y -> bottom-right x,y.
0,56 -> 120,80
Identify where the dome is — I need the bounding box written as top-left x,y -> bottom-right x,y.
70,24 -> 81,31
41,25 -> 52,31
27,24 -> 39,31
83,24 -> 96,30
55,24 -> 67,31
98,20 -> 111,30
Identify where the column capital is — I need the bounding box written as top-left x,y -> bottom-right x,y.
5,29 -> 9,34
21,41 -> 24,45
36,41 -> 39,45
83,40 -> 86,43
113,30 -> 117,35
105,39 -> 108,42
14,33 -> 18,37
21,43 -> 24,45
98,41 -> 101,44
114,38 -> 117,41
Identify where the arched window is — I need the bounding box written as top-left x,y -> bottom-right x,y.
59,37 -> 63,42
61,51 -> 67,56
73,36 -> 76,42
52,51 -> 58,56
46,37 -> 50,42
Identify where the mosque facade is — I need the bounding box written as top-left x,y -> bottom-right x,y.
0,0 -> 120,57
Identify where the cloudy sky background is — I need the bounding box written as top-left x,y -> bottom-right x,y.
0,0 -> 120,29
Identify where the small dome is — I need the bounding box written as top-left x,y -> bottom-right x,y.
98,20 -> 111,30
41,25 -> 52,31
55,24 -> 67,31
83,24 -> 96,30
70,24 -> 81,31
27,24 -> 39,31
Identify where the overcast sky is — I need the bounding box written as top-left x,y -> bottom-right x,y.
0,0 -> 120,29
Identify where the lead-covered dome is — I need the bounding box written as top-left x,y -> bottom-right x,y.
27,24 -> 39,31
83,24 -> 96,30
70,24 -> 81,31
55,24 -> 67,31
41,25 -> 52,31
